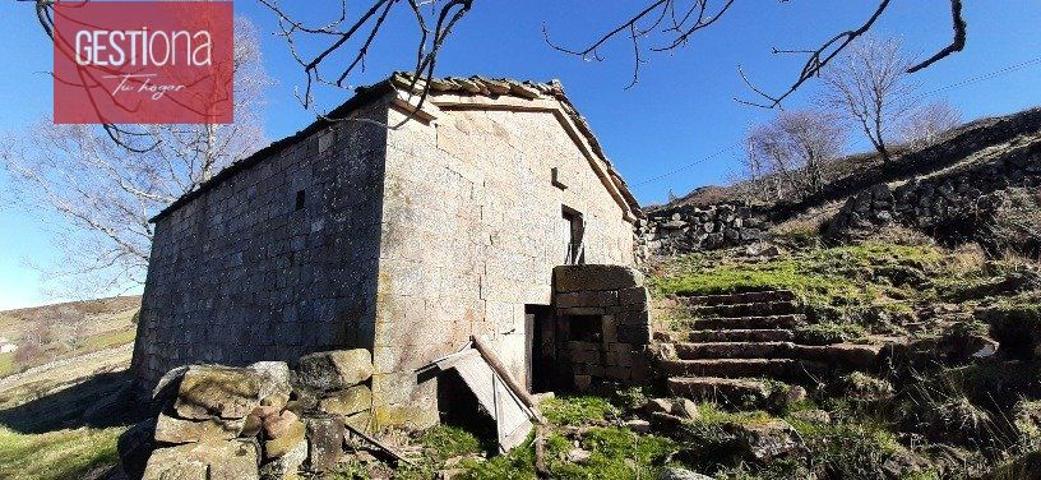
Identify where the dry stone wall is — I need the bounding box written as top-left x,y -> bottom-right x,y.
132,102 -> 390,390
825,138 -> 1041,247
128,349 -> 375,480
636,203 -> 769,259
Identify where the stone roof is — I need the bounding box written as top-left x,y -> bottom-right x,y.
151,73 -> 641,222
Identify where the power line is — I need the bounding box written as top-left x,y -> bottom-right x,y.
633,54 -> 1041,187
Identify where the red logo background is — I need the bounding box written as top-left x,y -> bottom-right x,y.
53,1 -> 234,124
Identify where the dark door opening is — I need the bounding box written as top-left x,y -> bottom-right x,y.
526,305 -> 556,393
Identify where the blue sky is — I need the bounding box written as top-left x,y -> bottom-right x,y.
1,0 -> 1039,309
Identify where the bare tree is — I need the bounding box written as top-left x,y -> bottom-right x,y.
744,110 -> 846,201
18,0 -> 970,129
900,101 -> 962,149
819,36 -> 919,163
0,19 -> 270,298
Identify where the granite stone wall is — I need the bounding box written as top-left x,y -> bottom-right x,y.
371,106 -> 637,428
635,203 -> 769,260
131,102 -> 391,390
824,138 -> 1041,246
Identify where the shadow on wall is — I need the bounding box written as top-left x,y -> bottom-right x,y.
0,370 -> 148,434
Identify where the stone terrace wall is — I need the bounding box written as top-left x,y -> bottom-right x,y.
636,203 -> 769,259
825,138 -> 1041,246
132,102 -> 390,390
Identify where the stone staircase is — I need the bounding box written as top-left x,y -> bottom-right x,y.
659,289 -> 883,406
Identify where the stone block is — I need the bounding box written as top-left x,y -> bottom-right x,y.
265,420 -> 306,460
263,410 -> 301,439
554,265 -> 644,292
305,415 -> 345,473
296,349 -> 373,391
154,414 -> 244,444
318,385 -> 372,417
573,374 -> 592,392
618,287 -> 649,307
174,366 -> 265,420
259,438 -> 306,480
143,440 -> 259,480
556,290 -> 618,308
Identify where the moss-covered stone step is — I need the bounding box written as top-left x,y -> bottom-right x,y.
688,314 -> 806,330
661,358 -> 827,380
676,341 -> 796,360
687,301 -> 801,318
667,376 -> 772,403
678,290 -> 798,306
673,342 -> 883,368
688,329 -> 795,343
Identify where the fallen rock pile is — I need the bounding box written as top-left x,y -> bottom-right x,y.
125,348 -> 375,480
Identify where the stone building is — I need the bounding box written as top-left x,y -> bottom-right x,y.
131,74 -> 646,428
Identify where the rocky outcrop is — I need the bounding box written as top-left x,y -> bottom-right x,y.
824,138 -> 1041,249
636,203 -> 769,259
128,348 -> 374,480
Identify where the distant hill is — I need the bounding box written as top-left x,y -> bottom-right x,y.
0,295 -> 140,380
649,106 -> 1041,219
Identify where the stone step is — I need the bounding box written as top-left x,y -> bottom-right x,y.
674,342 -> 883,368
670,341 -> 882,366
676,342 -> 795,360
687,301 -> 800,318
679,290 -> 797,307
796,343 -> 884,369
667,376 -> 771,404
688,329 -> 795,343
660,358 -> 827,380
689,314 -> 806,330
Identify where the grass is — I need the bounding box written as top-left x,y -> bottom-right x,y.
652,242 -> 944,307
541,395 -> 620,426
0,352 -> 14,377
0,425 -> 124,480
83,327 -> 137,351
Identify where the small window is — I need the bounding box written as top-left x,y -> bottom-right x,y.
295,190 -> 306,211
569,315 -> 602,342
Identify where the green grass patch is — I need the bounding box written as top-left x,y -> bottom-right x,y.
652,242 -> 944,308
83,327 -> 137,351
542,395 -> 620,426
0,425 -> 124,480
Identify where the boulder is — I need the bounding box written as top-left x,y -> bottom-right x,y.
724,419 -> 805,463
143,440 -> 259,480
670,398 -> 700,421
174,366 -> 266,420
318,385 -> 372,417
152,366 -> 190,410
305,415 -> 345,473
625,419 -> 651,434
154,414 -> 244,444
296,349 -> 373,391
659,467 -> 714,480
643,398 -> 673,415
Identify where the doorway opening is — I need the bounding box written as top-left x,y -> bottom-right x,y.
525,304 -> 557,393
